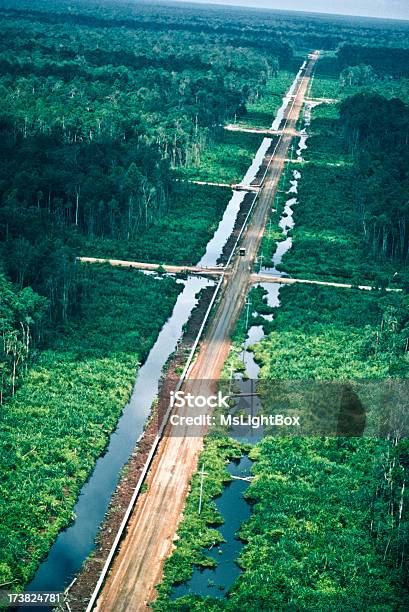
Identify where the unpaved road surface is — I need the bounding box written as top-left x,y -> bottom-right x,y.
252,273 -> 401,292
95,52 -> 318,612
77,256 -> 223,276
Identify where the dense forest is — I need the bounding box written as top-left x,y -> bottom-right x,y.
155,10 -> 409,611
338,44 -> 409,77
2,0 -> 409,604
156,285 -> 409,610
1,0 -> 408,52
0,0 -> 298,591
340,94 -> 409,263
0,0 -> 293,404
280,85 -> 409,283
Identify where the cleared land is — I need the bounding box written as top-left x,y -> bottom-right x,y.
95,53 -> 318,612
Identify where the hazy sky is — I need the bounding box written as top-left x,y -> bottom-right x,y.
171,0 -> 409,20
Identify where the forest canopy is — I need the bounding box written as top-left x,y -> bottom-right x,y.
1,0 -> 409,600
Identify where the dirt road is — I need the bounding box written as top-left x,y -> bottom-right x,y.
95,52 -> 318,612
225,124 -> 304,137
77,256 -> 224,277
252,273 -> 402,292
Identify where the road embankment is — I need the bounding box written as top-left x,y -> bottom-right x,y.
66,282 -> 217,611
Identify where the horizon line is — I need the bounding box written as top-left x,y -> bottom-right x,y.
164,0 -> 409,24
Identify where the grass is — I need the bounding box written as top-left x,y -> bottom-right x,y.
82,182 -> 232,265
278,104 -> 407,285
238,71 -> 296,129
0,265 -> 182,587
176,131 -> 262,185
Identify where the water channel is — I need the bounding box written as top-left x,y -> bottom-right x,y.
170,87 -> 310,602
172,455 -> 252,599
271,66 -> 303,131
28,70 -> 306,595
28,275 -> 212,593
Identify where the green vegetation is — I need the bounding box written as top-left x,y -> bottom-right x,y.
175,132 -> 261,185
235,285 -> 275,341
154,435 -> 243,608
303,104 -> 348,164
0,264 -> 182,586
237,71 -> 296,129
242,286 -> 408,608
233,436 -> 408,611
82,183 -> 231,265
281,93 -> 409,284
254,284 -> 409,379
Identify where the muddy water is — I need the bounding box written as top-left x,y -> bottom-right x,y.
28,276 -> 213,593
